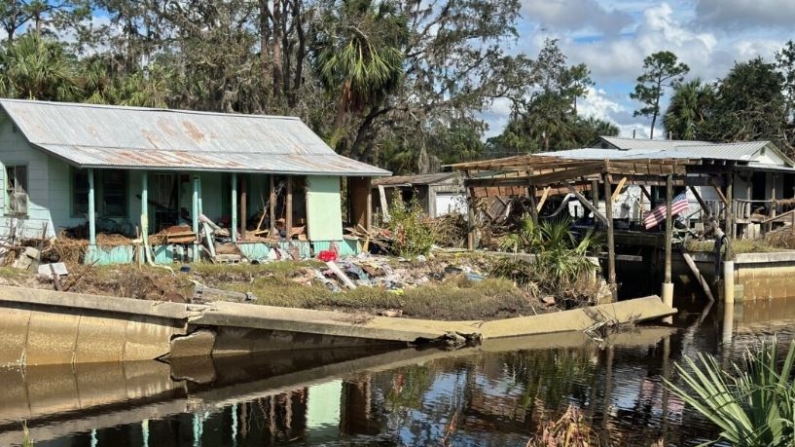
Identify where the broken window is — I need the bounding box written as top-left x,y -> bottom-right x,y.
5,165 -> 28,215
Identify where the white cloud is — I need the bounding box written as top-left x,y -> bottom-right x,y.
482,97 -> 513,138
695,0 -> 795,29
483,0 -> 793,141
521,0 -> 632,34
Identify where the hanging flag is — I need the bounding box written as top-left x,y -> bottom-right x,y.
644,192 -> 690,229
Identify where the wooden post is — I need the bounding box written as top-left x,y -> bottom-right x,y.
664,175 -> 673,284
192,176 -> 199,262
286,176 -> 293,237
197,176 -> 203,217
590,179 -> 599,208
231,172 -> 238,243
269,175 -> 276,235
725,174 -> 733,259
528,184 -> 538,224
240,175 -> 247,240
603,174 -> 616,301
366,178 -> 372,231
662,174 -> 674,312
88,169 -> 96,246
467,188 -> 476,250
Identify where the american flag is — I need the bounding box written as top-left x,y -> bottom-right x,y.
643,192 -> 690,229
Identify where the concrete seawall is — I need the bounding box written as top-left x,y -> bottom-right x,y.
0,285 -> 676,367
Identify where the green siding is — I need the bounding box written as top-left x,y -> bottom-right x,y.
306,176 -> 343,241
85,245 -> 135,265
0,115 -> 58,239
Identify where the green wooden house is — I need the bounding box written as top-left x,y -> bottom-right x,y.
0,99 -> 389,263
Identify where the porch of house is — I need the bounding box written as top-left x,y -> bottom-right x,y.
76,169 -> 372,265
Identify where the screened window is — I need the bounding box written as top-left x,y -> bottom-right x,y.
72,169 -> 128,217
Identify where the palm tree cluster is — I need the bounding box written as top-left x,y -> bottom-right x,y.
661,41 -> 795,157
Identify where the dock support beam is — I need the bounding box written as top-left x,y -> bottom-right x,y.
88,169 -> 96,247
724,260 -> 735,304
662,174 -> 674,314
726,174 -> 735,244
231,173 -> 238,243
192,176 -> 199,262
603,175 -> 616,301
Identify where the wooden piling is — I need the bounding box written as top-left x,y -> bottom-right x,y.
603,174 -> 616,301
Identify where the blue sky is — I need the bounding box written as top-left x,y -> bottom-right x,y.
483,0 -> 795,139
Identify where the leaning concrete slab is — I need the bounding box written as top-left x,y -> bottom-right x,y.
479,295 -> 675,339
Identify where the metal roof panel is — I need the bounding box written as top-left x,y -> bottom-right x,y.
1,99 -> 390,176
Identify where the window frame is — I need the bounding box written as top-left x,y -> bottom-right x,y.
5,164 -> 28,217
71,168 -> 129,218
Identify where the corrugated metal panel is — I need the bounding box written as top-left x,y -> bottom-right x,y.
675,142 -> 769,161
599,136 -> 711,150
372,172 -> 457,186
0,99 -> 390,176
35,144 -> 387,176
545,141 -> 795,167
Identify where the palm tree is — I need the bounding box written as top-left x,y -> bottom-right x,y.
309,0 -> 408,148
0,34 -> 77,100
662,78 -> 715,140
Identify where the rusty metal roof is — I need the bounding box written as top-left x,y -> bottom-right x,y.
0,99 -> 390,176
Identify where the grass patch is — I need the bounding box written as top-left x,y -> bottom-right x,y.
216,272 -> 540,321
15,258 -> 548,321
686,239 -> 788,254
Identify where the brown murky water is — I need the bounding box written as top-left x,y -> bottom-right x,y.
3,294 -> 795,447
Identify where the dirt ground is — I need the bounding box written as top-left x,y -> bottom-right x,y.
3,253 -> 554,322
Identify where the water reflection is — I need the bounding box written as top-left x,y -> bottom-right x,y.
5,297 -> 795,447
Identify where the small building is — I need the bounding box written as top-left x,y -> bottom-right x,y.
0,99 -> 389,263
371,172 -> 467,219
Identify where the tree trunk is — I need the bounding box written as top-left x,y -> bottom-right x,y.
650,113 -> 657,139
272,0 -> 283,101
290,0 -> 305,108
259,0 -> 271,87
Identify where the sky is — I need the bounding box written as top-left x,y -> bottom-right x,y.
482,0 -> 795,140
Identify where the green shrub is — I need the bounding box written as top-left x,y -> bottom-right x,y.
388,196 -> 436,257
666,338 -> 795,447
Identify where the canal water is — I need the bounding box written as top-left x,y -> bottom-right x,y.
3,294 -> 795,447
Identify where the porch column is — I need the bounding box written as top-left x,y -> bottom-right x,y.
197,176 -> 203,218
662,174 -> 674,313
88,168 -> 96,246
231,173 -> 238,243
286,176 -> 293,237
269,175 -> 276,235
141,171 -> 148,232
240,175 -> 247,240
192,176 -> 199,262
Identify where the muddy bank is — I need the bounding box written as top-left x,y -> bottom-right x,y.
3,252 -> 608,322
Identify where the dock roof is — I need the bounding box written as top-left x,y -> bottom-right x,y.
0,99 -> 390,176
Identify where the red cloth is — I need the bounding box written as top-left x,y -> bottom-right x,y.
318,250 -> 338,262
